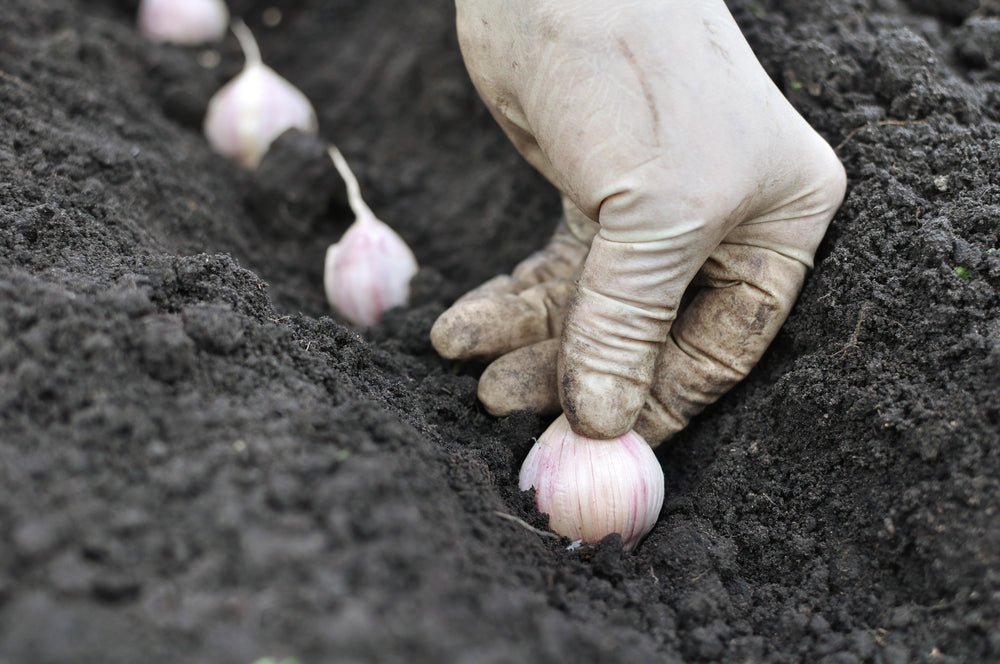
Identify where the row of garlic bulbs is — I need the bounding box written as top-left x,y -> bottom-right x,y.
138,0 -> 418,328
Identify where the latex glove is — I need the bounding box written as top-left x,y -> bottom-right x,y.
433,0 -> 847,443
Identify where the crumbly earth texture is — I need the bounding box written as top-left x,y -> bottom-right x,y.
1,0 -> 997,662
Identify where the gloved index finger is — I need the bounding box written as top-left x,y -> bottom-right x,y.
431,280 -> 574,360
453,274 -> 519,305
453,217 -> 589,306
432,216 -> 590,360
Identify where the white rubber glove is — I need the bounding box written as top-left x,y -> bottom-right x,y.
432,0 -> 847,443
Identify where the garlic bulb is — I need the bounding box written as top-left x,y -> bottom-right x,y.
137,0 -> 229,45
203,20 -> 318,168
519,414 -> 664,551
324,147 -> 419,327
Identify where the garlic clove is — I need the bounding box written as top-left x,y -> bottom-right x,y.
138,0 -> 229,45
323,215 -> 419,327
203,20 -> 318,168
519,414 -> 664,551
323,147 -> 418,327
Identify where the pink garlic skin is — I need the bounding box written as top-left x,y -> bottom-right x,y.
519,414 -> 665,551
137,0 -> 229,45
204,64 -> 318,168
323,211 -> 419,327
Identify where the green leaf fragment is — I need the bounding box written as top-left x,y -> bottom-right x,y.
953,266 -> 973,281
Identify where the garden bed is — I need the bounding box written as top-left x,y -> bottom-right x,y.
1,0 -> 998,661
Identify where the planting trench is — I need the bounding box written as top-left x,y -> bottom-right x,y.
1,0 -> 998,662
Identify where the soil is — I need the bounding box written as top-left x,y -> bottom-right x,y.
1,0 -> 998,662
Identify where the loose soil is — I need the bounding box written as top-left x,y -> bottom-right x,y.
1,0 -> 998,662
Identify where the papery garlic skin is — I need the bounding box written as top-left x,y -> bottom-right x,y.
203,21 -> 318,168
138,0 -> 229,45
323,214 -> 419,327
324,147 -> 419,327
519,414 -> 664,551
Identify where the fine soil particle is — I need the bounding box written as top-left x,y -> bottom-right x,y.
1,1 -> 998,663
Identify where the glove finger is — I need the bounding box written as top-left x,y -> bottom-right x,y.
454,274 -> 518,304
510,217 -> 590,284
431,279 -> 575,359
634,243 -> 808,445
559,229 -> 710,439
433,212 -> 591,359
478,338 -> 561,416
453,216 -> 590,307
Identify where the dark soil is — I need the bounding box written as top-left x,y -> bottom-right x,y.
1,0 -> 998,662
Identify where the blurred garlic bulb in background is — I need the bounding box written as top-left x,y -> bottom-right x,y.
203,20 -> 318,168
519,414 -> 665,551
324,147 -> 419,327
138,0 -> 229,45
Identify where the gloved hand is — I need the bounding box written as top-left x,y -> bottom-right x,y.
432,0 -> 847,444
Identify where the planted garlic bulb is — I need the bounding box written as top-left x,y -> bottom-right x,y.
203,20 -> 318,168
519,414 -> 664,551
324,146 -> 419,327
137,0 -> 229,45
